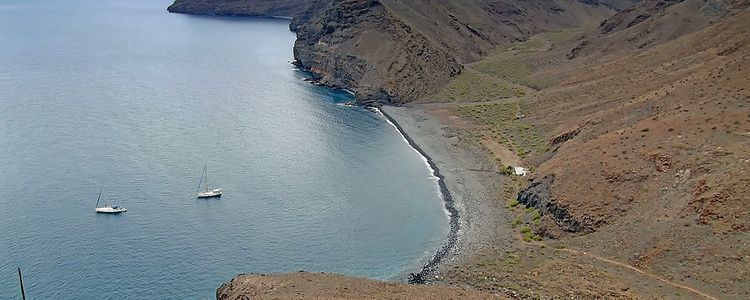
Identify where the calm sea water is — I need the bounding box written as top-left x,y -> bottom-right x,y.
0,1 -> 449,298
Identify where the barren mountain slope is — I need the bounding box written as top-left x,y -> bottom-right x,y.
566,0 -> 750,59
514,7 -> 750,298
380,0 -> 620,63
506,0 -> 750,89
420,3 -> 749,298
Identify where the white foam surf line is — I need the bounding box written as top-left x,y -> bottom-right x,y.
374,106 -> 460,284
373,107 -> 440,180
374,108 -> 438,183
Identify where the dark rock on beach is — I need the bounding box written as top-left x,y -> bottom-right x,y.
517,175 -> 593,233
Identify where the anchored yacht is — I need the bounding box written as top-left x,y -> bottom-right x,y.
95,185 -> 127,213
197,165 -> 222,198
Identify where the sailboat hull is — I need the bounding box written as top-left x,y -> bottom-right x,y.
197,189 -> 222,198
95,207 -> 127,213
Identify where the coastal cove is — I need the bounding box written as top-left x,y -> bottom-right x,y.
0,1 -> 449,299
168,0 -> 750,299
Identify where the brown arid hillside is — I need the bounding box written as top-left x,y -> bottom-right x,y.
521,2 -> 750,295
566,0 -> 749,60
429,2 -> 750,299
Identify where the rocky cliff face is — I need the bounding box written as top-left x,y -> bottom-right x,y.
292,0 -> 463,105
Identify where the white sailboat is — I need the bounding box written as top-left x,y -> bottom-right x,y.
197,165 -> 222,198
95,185 -> 127,213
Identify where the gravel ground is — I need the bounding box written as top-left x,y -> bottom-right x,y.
380,105 -> 515,279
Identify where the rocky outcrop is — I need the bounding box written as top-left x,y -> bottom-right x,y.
517,175 -> 593,233
549,127 -> 582,147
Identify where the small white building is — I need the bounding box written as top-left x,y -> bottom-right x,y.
514,166 -> 528,177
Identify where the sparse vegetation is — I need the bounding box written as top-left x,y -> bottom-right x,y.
469,29 -> 583,89
522,227 -> 542,242
530,209 -> 541,222
521,226 -> 531,234
473,58 -> 532,84
542,29 -> 583,45
501,165 -> 514,176
432,68 -> 522,102
456,102 -> 547,158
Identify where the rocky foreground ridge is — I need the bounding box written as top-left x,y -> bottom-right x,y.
216,272 -> 503,299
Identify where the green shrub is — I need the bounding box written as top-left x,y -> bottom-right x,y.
530,210 -> 541,221
501,165 -> 514,176
523,231 -> 533,242
523,230 -> 542,242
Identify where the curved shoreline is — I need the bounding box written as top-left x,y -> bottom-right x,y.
173,11 -> 463,282
375,106 -> 460,284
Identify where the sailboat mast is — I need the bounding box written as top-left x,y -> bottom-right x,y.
18,267 -> 26,300
95,184 -> 103,208
196,166 -> 205,193
205,165 -> 209,192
